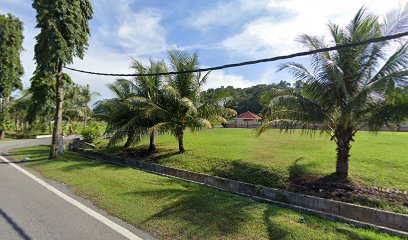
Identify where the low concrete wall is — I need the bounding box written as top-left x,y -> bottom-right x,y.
73,148 -> 408,236
35,135 -> 52,139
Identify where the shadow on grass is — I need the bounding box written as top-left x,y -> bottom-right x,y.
4,148 -> 51,165
112,144 -> 179,163
210,160 -> 287,189
262,206 -> 293,239
288,157 -> 317,181
109,144 -> 289,189
336,227 -> 378,240
122,185 -> 259,238
10,147 -> 127,173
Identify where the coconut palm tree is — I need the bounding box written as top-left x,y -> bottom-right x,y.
96,60 -> 166,150
94,79 -> 136,148
140,49 -> 216,153
258,7 -> 408,179
63,84 -> 100,134
79,84 -> 100,127
130,59 -> 166,151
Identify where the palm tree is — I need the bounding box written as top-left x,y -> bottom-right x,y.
130,59 -> 166,151
96,60 -> 165,150
95,79 -> 139,149
142,49 -> 218,153
79,84 -> 100,127
258,7 -> 408,179
64,84 -> 100,134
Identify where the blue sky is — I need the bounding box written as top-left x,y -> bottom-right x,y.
0,0 -> 406,100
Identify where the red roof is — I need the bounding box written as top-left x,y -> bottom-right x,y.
234,111 -> 262,120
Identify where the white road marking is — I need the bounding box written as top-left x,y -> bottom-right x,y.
0,155 -> 143,240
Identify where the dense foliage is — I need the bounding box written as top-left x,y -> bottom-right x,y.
0,14 -> 24,138
5,81 -> 98,138
97,49 -> 233,153
258,7 -> 408,179
31,0 -> 93,158
81,123 -> 101,143
202,81 -> 292,115
95,59 -> 166,150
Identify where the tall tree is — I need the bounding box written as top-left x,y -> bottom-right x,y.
0,14 -> 24,139
31,0 -> 93,159
96,60 -> 165,151
130,59 -> 166,151
258,6 -> 408,179
145,50 -> 218,153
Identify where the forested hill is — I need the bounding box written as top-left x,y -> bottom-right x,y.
202,81 -> 299,114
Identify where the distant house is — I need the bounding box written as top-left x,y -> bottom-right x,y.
233,111 -> 262,125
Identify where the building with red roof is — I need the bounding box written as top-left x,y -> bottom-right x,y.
233,111 -> 262,124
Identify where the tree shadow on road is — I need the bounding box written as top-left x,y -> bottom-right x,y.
0,209 -> 32,240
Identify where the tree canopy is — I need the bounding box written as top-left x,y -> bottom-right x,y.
32,0 -> 93,75
31,0 -> 93,158
202,81 -> 292,115
258,6 -> 408,179
0,13 -> 24,99
0,13 -> 24,137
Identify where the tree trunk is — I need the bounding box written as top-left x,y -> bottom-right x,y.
49,62 -> 64,160
335,135 -> 352,179
178,129 -> 185,154
0,97 -> 9,140
148,132 -> 156,152
40,116 -> 47,133
15,118 -> 19,131
124,130 -> 135,149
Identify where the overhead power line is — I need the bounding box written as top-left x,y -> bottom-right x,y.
64,31 -> 408,77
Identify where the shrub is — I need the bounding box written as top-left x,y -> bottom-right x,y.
81,123 -> 101,143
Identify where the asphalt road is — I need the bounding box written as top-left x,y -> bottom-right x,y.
0,138 -> 154,240
0,138 -> 54,154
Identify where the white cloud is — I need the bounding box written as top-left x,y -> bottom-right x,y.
61,1 -> 168,101
64,42 -> 136,102
220,0 -> 407,57
189,0 -> 272,30
101,9 -> 166,55
2,0 -> 168,101
204,70 -> 254,90
93,0 -> 167,56
4,0 -> 408,100
20,28 -> 38,88
117,10 -> 165,51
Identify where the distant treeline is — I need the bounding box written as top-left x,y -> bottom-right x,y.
202,80 -> 303,115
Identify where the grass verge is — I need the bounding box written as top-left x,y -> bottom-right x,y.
95,128 -> 408,213
11,145 -> 403,240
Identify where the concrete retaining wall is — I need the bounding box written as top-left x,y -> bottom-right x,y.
73,148 -> 408,236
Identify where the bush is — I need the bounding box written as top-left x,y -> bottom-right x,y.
81,123 -> 101,143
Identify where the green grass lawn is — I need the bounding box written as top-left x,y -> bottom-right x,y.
97,128 -> 408,191
12,146 -> 401,240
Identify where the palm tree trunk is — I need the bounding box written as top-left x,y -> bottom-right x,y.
0,130 -> 4,140
178,129 -> 185,154
335,135 -> 352,179
124,130 -> 135,149
148,132 -> 156,152
50,62 -> 64,160
40,116 -> 47,133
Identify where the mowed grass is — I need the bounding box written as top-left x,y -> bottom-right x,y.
99,128 -> 408,191
12,146 -> 401,240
